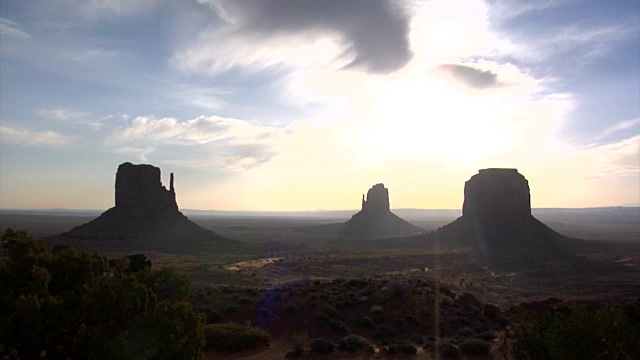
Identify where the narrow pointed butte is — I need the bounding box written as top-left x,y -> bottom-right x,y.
344,183 -> 423,238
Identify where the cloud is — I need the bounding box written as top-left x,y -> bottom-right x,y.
108,115 -> 291,171
37,108 -> 89,121
585,135 -> 640,178
437,64 -> 502,89
600,118 -> 640,138
0,126 -> 71,147
0,18 -> 30,39
112,146 -> 155,161
81,0 -> 162,17
179,0 -> 412,74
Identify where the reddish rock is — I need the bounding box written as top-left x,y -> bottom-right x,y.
458,292 -> 484,312
484,304 -> 501,318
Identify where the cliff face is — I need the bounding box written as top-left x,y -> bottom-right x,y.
361,183 -> 390,213
345,183 -> 422,239
54,163 -> 240,254
463,168 -> 530,222
114,162 -> 177,211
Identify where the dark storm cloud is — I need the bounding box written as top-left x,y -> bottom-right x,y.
438,64 -> 501,89
212,0 -> 413,74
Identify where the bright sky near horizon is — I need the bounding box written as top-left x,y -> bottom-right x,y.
0,0 -> 639,211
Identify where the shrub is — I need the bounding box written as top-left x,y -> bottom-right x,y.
347,279 -> 368,288
259,308 -> 269,318
456,327 -> 474,337
284,302 -> 299,314
223,304 -> 239,313
359,316 -> 374,328
207,310 -> 221,323
204,323 -> 269,352
474,330 -> 497,341
493,315 -> 509,326
441,295 -> 455,306
322,304 -> 337,318
310,338 -> 336,354
385,341 -> 417,354
439,342 -> 460,358
339,335 -> 373,352
459,339 -> 490,355
290,332 -> 307,356
328,319 -> 348,334
377,325 -> 396,337
512,302 -> 640,360
315,312 -> 330,324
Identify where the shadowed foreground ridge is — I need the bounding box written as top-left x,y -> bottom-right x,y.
434,168 -> 566,268
52,162 -> 241,253
344,183 -> 423,238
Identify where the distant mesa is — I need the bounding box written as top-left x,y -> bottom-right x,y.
343,183 -> 423,239
51,162 -> 241,253
434,168 -> 566,268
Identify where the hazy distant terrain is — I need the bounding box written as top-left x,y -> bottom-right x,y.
2,207 -> 638,241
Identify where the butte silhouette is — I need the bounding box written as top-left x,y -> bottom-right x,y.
52,162 -> 241,253
432,168 -> 566,268
343,183 -> 423,238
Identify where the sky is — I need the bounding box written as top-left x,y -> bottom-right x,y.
0,0 -> 639,211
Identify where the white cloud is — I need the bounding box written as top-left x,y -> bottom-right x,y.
107,115 -> 293,171
112,146 -> 155,161
0,18 -> 30,39
82,0 -> 161,17
37,108 -> 88,121
600,118 -> 640,138
0,126 -> 71,147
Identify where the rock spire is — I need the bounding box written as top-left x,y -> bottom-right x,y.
344,183 -> 422,238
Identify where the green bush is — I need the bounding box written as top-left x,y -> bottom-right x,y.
459,339 -> 490,355
328,319 -> 348,334
315,312 -> 330,323
0,229 -> 205,360
512,302 -> 640,359
223,304 -> 239,313
259,308 -> 269,318
339,335 -> 373,352
290,333 -> 307,356
346,279 -> 368,288
474,330 -> 497,341
359,316 -> 374,328
206,310 -> 221,323
386,341 -> 417,354
204,323 -> 269,352
322,304 -> 337,318
439,342 -> 460,358
456,327 -> 474,337
441,295 -> 455,306
310,338 -> 336,354
284,302 -> 299,314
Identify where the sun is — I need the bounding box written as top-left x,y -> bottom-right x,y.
356,70 -> 523,165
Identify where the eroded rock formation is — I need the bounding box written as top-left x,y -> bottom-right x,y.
52,162 -> 240,253
435,168 -> 565,268
115,163 -> 177,210
361,183 -> 390,213
344,183 -> 423,238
